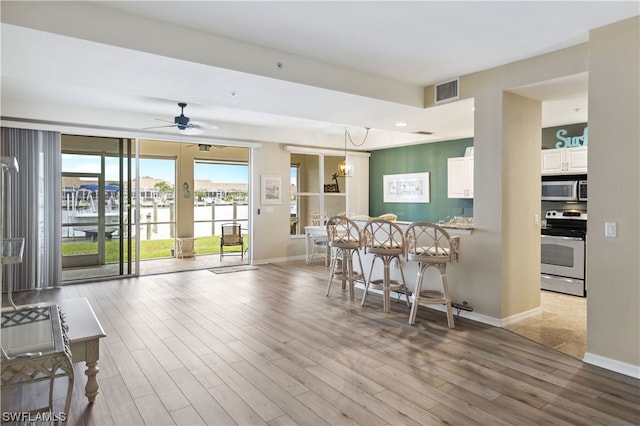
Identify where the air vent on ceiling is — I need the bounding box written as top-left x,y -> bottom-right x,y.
435,78 -> 459,104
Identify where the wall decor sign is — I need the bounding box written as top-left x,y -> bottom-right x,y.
555,127 -> 588,148
383,172 -> 430,203
260,175 -> 283,205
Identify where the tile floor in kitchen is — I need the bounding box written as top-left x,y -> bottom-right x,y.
504,290 -> 586,359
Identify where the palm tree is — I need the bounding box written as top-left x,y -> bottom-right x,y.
154,181 -> 174,202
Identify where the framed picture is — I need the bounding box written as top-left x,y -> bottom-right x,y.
383,172 -> 430,203
260,175 -> 283,205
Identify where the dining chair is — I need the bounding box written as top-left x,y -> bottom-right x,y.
325,215 -> 365,301
404,221 -> 460,328
307,227 -> 329,265
361,219 -> 410,313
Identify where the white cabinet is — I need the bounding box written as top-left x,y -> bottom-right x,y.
448,156 -> 474,198
541,146 -> 588,175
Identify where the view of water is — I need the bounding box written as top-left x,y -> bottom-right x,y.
63,204 -> 249,240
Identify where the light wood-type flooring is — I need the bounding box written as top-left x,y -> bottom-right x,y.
2,262 -> 638,425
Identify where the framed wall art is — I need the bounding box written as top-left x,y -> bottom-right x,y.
260,175 -> 283,205
383,172 -> 430,203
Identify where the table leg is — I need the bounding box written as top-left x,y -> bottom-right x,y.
84,339 -> 100,402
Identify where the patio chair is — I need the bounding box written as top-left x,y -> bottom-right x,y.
220,223 -> 244,261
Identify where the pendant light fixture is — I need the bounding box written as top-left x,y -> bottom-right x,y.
338,127 -> 370,177
338,129 -> 353,177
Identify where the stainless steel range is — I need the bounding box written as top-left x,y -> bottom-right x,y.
541,209 -> 587,296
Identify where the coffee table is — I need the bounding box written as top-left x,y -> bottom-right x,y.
57,297 -> 106,402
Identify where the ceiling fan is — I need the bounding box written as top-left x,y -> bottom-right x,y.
145,102 -> 218,135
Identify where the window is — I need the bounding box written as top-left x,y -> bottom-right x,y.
193,161 -> 249,253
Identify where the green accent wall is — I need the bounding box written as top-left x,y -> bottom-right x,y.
369,138 -> 474,222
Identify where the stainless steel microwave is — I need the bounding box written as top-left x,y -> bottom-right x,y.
542,180 -> 578,201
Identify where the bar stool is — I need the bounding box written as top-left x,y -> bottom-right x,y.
361,219 -> 410,313
404,222 -> 460,328
326,215 -> 365,301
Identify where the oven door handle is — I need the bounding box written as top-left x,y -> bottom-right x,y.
541,235 -> 584,242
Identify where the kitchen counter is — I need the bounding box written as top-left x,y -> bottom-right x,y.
352,219 -> 474,235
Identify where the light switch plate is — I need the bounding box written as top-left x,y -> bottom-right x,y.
605,222 -> 616,237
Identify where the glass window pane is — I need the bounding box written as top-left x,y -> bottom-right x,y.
291,153 -> 319,193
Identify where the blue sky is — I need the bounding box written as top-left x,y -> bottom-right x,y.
62,154 -> 248,184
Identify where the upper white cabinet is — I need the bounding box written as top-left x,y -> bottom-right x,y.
448,156 -> 474,198
541,146 -> 588,175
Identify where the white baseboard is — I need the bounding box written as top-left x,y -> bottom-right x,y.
583,352 -> 640,379
254,255 -> 306,265
352,282 -> 503,327
500,306 -> 544,327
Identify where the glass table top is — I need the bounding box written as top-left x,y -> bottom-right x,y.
1,304 -> 65,360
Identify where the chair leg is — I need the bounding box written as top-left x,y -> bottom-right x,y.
396,257 -> 411,307
409,264 -> 426,325
340,252 -> 348,291
383,257 -> 392,313
361,255 -> 378,306
326,249 -> 340,296
347,253 -> 355,301
441,267 -> 455,328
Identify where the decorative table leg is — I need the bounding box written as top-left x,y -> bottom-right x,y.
84,340 -> 100,402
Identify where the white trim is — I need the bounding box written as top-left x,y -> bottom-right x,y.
500,306 -> 544,327
583,352 -> 640,379
351,283 -> 503,327
254,255 -> 306,265
283,144 -> 370,157
410,299 -> 503,327
0,118 -> 263,148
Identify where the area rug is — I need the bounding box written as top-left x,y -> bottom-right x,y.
209,265 -> 258,274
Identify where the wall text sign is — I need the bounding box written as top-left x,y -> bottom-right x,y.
555,127 -> 588,148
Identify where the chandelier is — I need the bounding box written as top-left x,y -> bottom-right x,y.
338,127 -> 370,177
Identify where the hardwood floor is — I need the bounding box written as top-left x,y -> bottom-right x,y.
2,262 -> 638,425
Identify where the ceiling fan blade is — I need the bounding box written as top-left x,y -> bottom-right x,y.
181,124 -> 205,135
189,121 -> 219,130
143,124 -> 178,130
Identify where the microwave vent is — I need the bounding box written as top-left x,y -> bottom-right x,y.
435,78 -> 459,104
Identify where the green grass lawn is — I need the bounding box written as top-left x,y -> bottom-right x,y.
62,235 -> 247,262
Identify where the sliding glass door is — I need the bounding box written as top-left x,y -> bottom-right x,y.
61,137 -> 134,282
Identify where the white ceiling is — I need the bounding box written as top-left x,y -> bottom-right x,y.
1,1 -> 638,150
